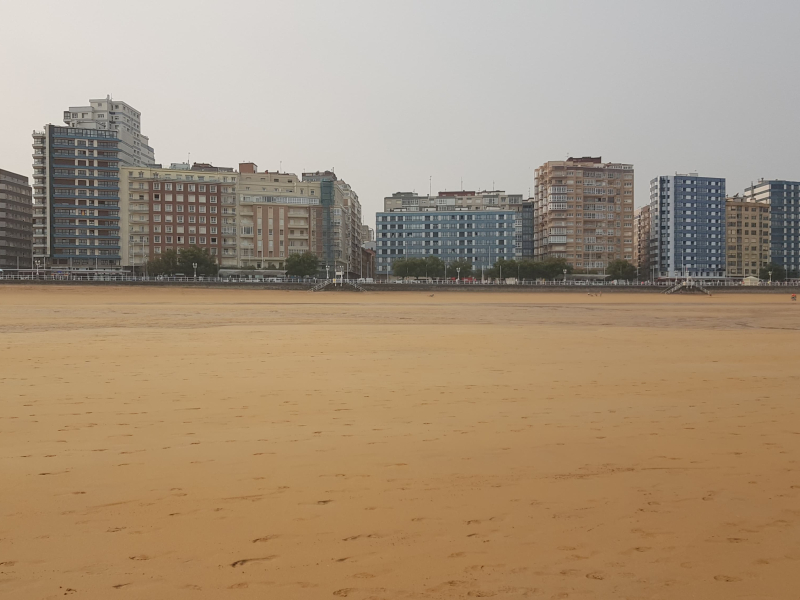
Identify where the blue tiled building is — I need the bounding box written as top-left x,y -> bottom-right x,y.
32,126 -> 121,269
744,180 -> 800,276
649,174 -> 727,277
375,210 -> 516,277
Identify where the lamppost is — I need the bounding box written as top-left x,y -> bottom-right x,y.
769,270 -> 773,284
325,264 -> 330,280
563,268 -> 567,283
35,259 -> 41,278
456,267 -> 461,283
193,262 -> 198,280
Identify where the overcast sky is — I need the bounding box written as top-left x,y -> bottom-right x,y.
2,0 -> 798,223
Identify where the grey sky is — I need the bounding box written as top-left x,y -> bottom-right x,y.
2,0 -> 798,223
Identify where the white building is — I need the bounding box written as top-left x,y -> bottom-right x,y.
63,96 -> 155,167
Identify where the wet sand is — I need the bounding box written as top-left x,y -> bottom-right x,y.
1,286 -> 799,599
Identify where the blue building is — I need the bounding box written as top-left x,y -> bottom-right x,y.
649,174 -> 726,278
375,210 -> 516,278
32,126 -> 122,269
744,180 -> 800,276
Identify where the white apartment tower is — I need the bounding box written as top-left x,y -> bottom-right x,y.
63,96 -> 155,167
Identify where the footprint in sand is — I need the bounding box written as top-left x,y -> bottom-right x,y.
129,555 -> 150,561
714,575 -> 741,582
333,589 -> 355,597
585,572 -> 605,580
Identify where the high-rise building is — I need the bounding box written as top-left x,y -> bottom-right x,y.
743,180 -> 800,276
511,199 -> 534,259
0,169 -> 33,270
724,195 -> 770,278
533,157 -> 634,272
32,126 -> 122,270
63,96 -> 155,167
300,171 -> 363,276
120,163 -> 238,270
649,174 -> 726,278
633,204 -> 651,279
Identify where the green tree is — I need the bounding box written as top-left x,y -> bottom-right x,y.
285,251 -> 320,277
759,263 -> 786,282
486,257 -> 518,280
423,255 -> 445,278
539,257 -> 573,280
146,248 -> 180,275
606,259 -> 637,281
449,258 -> 473,279
178,246 -> 219,276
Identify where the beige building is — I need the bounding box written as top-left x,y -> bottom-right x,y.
120,163 -> 237,269
383,190 -> 523,212
236,165 -> 363,275
633,204 -> 651,278
533,157 -> 634,271
725,195 -> 770,278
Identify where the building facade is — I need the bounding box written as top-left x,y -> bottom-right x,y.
724,195 -> 770,278
0,169 -> 33,269
236,163 -> 322,270
743,180 -> 800,276
633,204 -> 651,279
511,199 -> 534,259
301,171 -> 363,276
63,96 -> 155,167
533,157 -> 635,272
649,174 -> 726,278
375,210 -> 516,278
120,163 -> 238,269
32,126 -> 122,269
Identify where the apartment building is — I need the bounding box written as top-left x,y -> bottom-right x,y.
384,190 -> 523,212
362,225 -> 375,243
375,209 -> 516,278
236,163 -> 322,270
32,126 -> 122,269
63,96 -> 155,167
511,199 -> 534,259
121,163 -> 238,269
743,180 -> 800,275
533,157 -> 634,272
649,174 -> 726,278
724,195 -> 770,278
633,204 -> 651,279
300,170 -> 363,276
0,169 -> 33,269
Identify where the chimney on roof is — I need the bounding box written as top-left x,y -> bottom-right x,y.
239,162 -> 257,174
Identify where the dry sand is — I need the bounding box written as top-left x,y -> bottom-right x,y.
1,286 -> 799,599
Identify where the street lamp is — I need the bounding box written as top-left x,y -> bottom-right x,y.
193,262 -> 198,280
769,270 -> 773,284
456,267 -> 461,282
35,260 -> 41,278
563,268 -> 567,283
325,264 -> 330,280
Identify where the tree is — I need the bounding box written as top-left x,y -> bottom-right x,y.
539,257 -> 573,280
423,255 -> 445,278
285,251 -> 320,277
178,246 -> 219,276
606,259 -> 637,281
449,258 -> 473,279
486,258 -> 518,280
759,263 -> 786,282
146,249 -> 180,275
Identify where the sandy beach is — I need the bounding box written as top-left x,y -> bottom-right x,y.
1,286 -> 799,599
